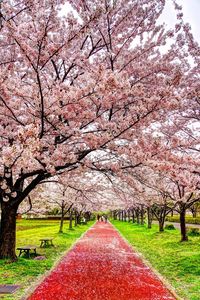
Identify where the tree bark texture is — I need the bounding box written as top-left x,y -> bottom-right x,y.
140,206 -> 145,225
0,202 -> 18,259
59,207 -> 64,233
74,211 -> 78,226
69,211 -> 73,229
159,219 -> 164,232
136,209 -> 140,224
132,210 -> 135,223
147,207 -> 152,229
180,208 -> 188,241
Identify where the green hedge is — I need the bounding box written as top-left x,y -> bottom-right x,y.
166,215 -> 200,224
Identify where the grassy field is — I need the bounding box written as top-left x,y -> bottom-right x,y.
0,219 -> 94,300
112,220 -> 200,300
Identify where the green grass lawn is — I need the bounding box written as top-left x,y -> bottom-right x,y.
0,219 -> 94,300
112,220 -> 200,300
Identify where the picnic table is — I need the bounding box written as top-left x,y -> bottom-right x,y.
39,238 -> 54,248
17,245 -> 37,258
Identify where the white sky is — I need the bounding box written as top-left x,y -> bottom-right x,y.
180,0 -> 200,41
163,0 -> 200,42
62,1 -> 199,42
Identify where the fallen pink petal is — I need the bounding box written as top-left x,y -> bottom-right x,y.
28,222 -> 175,300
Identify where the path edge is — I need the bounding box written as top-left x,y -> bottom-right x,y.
110,221 -> 183,300
21,221 -> 96,300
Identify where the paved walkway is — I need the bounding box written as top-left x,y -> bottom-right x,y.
153,221 -> 200,230
28,222 -> 175,300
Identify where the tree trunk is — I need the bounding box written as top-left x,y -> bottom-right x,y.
132,210 -> 135,223
124,211 -> 127,222
147,207 -> 152,229
140,206 -> 145,225
74,211 -> 78,226
113,211 -> 117,220
192,210 -> 197,218
87,212 -> 91,221
128,210 -> 130,222
136,209 -> 140,224
59,207 -> 64,233
69,211 -> 73,229
77,213 -> 81,224
159,218 -> 164,232
0,202 -> 18,260
180,208 -> 188,241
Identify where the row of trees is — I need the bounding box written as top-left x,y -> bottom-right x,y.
112,199 -> 200,241
109,165 -> 200,242
19,177 -> 96,233
0,0 -> 200,259
23,163 -> 200,243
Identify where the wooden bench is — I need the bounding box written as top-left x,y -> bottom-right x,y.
17,245 -> 37,258
39,238 -> 54,248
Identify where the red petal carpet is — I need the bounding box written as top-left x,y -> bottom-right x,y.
28,222 -> 175,300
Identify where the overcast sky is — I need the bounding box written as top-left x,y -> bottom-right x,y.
62,1 -> 200,42
163,0 -> 200,42
182,0 -> 200,41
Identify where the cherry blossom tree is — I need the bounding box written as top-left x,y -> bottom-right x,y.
0,0 -> 197,259
189,202 -> 200,218
19,171 -> 110,230
166,174 -> 200,241
131,164 -> 200,239
149,170 -> 200,240
38,183 -> 75,232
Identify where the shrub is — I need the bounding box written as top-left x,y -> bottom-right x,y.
187,227 -> 200,236
165,224 -> 176,230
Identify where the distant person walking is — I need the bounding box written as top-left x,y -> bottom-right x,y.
97,214 -> 100,222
